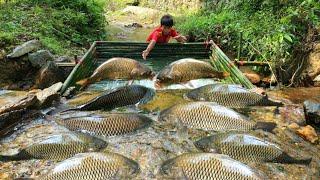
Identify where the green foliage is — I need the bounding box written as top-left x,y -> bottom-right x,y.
178,0 -> 319,66
0,0 -> 107,55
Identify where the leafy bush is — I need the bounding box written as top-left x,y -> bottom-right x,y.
0,0 -> 107,55
177,0 -> 319,66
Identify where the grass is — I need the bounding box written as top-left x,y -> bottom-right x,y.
0,0 -> 107,56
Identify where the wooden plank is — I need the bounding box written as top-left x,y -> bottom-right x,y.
56,62 -> 76,67
234,61 -> 269,66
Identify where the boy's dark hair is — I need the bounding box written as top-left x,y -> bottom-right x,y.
161,15 -> 174,27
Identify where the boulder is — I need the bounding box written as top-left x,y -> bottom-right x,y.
296,125 -> 319,144
314,74 -> 320,87
55,56 -> 73,63
34,61 -> 65,89
35,82 -> 63,108
303,100 -> 320,124
243,72 -> 261,84
7,40 -> 41,58
28,50 -> 54,68
305,43 -> 320,79
0,94 -> 38,114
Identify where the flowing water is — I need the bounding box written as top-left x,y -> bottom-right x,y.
0,24 -> 320,179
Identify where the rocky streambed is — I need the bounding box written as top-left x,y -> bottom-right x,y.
0,86 -> 319,179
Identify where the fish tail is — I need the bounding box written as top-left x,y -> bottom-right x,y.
0,151 -> 29,162
254,122 -> 277,132
261,95 -> 284,106
139,88 -> 155,105
273,153 -> 312,165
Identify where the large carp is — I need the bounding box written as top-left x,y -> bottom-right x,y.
186,84 -> 283,108
159,102 -> 276,132
156,58 -> 227,85
42,152 -> 140,180
56,113 -> 153,137
194,133 -> 311,165
63,85 -> 155,111
0,132 -> 107,161
160,153 -> 265,180
78,57 -> 154,88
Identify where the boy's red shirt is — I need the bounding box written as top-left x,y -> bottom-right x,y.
146,26 -> 178,43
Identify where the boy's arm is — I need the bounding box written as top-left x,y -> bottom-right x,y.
142,40 -> 156,60
173,35 -> 187,43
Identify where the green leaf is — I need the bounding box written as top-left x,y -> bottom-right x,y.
284,34 -> 293,43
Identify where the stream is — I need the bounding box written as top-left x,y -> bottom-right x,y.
0,19 -> 319,180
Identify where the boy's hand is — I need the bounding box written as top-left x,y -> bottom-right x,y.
173,35 -> 187,43
142,49 -> 149,60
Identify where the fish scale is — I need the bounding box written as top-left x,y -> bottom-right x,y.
194,133 -> 312,164
56,113 -> 153,137
42,152 -> 140,180
159,102 -> 257,131
186,84 -> 282,108
160,153 -> 265,180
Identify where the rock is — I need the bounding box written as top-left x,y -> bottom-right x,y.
28,50 -> 54,68
314,74 -> 320,87
0,94 -> 38,114
243,72 -> 261,84
288,123 -> 300,130
34,61 -> 65,89
279,104 -> 306,126
303,100 -> 320,124
35,82 -> 62,108
305,43 -> 320,79
124,22 -> 143,28
296,125 -> 319,144
62,86 -> 76,99
7,40 -> 41,58
55,56 -> 73,63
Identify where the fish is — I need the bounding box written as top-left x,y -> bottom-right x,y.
63,85 -> 155,111
0,132 -> 107,161
156,58 -> 227,85
186,83 -> 283,108
194,133 -> 312,165
160,153 -> 266,180
159,102 -> 276,132
41,152 -> 140,180
78,57 -> 154,88
56,113 -> 153,137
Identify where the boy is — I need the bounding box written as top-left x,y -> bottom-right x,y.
142,14 -> 187,60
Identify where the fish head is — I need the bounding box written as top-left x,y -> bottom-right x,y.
121,157 -> 141,177
75,132 -> 108,151
158,108 -> 175,122
194,136 -> 218,153
132,64 -> 155,79
160,158 -> 176,175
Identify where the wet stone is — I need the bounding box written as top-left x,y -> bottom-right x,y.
28,50 -> 54,68
7,40 -> 41,59
303,100 -> 320,124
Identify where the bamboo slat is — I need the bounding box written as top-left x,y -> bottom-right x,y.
210,43 -> 255,89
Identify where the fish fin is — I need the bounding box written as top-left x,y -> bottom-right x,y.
58,106 -> 82,113
254,122 -> 277,132
272,153 -> 312,165
76,78 -> 93,90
